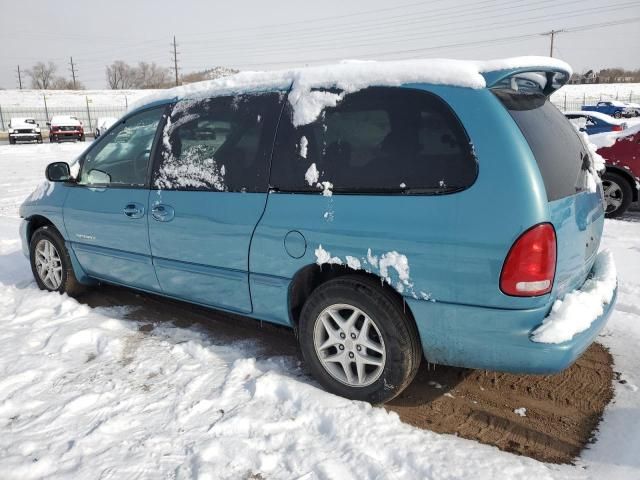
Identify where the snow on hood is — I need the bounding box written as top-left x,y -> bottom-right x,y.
131,56 -> 572,126
50,116 -> 81,127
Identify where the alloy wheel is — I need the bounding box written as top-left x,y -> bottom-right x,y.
34,239 -> 63,290
313,303 -> 386,387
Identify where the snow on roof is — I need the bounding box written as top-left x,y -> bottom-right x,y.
564,110 -> 627,124
131,56 -> 572,126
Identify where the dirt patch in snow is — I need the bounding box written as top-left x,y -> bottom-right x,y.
387,343 -> 614,464
77,285 -> 613,465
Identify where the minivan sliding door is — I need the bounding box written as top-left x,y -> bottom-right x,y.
148,93 -> 282,313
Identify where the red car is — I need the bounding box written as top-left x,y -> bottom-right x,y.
594,125 -> 640,217
47,115 -> 86,143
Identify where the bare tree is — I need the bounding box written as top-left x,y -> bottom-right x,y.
134,62 -> 170,89
50,77 -> 85,90
106,61 -> 136,89
27,62 -> 57,89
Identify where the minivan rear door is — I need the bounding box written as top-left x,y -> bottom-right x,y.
147,93 -> 283,313
494,89 -> 604,298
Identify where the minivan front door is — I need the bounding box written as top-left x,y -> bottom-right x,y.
64,106 -> 166,291
148,94 -> 282,312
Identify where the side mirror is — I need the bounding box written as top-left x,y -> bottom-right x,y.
46,162 -> 71,182
46,122 -> 51,127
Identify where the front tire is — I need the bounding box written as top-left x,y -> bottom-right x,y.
602,171 -> 632,218
614,111 -> 622,119
29,226 -> 85,296
299,275 -> 421,404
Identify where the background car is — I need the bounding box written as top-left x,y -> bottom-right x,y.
565,111 -> 627,135
592,125 -> 640,217
7,117 -> 43,144
94,117 -> 118,138
48,115 -> 85,143
625,102 -> 640,117
582,100 -> 635,118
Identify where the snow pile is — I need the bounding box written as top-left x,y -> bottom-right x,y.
132,57 -> 571,127
314,245 -> 343,265
304,163 -> 319,186
578,132 -> 606,191
532,250 -> 617,344
314,245 -> 416,296
590,123 -> 640,150
298,135 -> 308,159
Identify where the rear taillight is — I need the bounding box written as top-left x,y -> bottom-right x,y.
612,125 -> 623,132
500,223 -> 556,297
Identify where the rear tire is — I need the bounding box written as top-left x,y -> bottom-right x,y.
29,226 -> 86,296
614,111 -> 622,119
298,275 -> 421,404
602,171 -> 632,218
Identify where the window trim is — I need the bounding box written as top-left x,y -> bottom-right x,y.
73,104 -> 170,190
269,86 -> 478,196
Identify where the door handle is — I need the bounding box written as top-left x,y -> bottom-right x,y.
123,203 -> 145,219
151,204 -> 175,222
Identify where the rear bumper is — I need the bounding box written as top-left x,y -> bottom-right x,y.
409,280 -> 617,375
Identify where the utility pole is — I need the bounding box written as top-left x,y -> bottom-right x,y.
172,36 -> 180,86
542,29 -> 563,57
69,56 -> 77,89
16,65 -> 23,89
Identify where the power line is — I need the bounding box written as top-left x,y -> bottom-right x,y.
176,1 -> 640,62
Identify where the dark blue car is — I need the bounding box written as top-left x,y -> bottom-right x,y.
582,101 -> 634,119
565,111 -> 627,135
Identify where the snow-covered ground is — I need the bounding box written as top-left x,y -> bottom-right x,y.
0,143 -> 639,479
0,90 -> 159,109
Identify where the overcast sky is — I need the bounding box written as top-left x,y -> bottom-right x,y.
1,0 -> 639,89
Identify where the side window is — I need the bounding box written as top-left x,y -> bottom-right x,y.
79,107 -> 164,186
271,87 -> 477,194
153,93 -> 281,192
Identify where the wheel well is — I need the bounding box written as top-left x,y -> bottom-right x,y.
25,215 -> 57,243
605,166 -> 639,202
288,264 -> 417,330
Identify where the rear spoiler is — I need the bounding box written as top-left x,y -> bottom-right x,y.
479,58 -> 572,96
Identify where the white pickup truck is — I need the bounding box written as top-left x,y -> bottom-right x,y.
8,118 -> 43,144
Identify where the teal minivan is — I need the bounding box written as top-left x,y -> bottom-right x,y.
20,57 -> 617,403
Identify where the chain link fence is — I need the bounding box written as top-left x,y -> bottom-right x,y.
0,89 -> 638,134
551,92 -> 639,112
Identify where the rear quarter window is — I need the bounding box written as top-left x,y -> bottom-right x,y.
494,90 -> 592,201
270,87 -> 477,194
